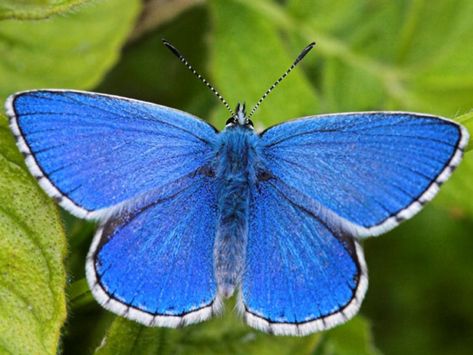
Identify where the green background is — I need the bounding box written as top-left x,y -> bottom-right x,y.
0,0 -> 472,354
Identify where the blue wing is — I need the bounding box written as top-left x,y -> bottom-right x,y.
86,173 -> 220,327
261,112 -> 469,236
241,179 -> 367,336
6,90 -> 217,219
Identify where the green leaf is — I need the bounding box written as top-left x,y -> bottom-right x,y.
0,0 -> 141,103
232,0 -> 473,116
208,0 -> 320,129
0,114 -> 67,354
95,307 -> 322,355
0,0 -> 89,20
96,305 -> 380,355
284,0 -> 473,116
318,317 -> 381,355
98,5 -> 214,119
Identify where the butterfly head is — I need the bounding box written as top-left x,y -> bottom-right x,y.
226,102 -> 254,128
163,39 -> 315,130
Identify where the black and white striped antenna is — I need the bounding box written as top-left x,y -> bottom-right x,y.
248,42 -> 316,119
162,39 -> 235,116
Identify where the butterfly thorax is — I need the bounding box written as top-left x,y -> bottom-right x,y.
213,125 -> 261,298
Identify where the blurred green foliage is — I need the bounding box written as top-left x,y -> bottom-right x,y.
0,0 -> 472,354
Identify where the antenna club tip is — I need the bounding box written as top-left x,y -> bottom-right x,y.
162,39 -> 181,57
161,39 -> 172,47
303,41 -> 316,53
294,42 -> 316,64
161,39 -> 173,48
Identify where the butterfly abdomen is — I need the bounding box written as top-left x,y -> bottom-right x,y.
213,127 -> 260,298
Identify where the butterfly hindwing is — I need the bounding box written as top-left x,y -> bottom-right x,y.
261,112 -> 469,236
86,172 -> 221,327
241,178 -> 367,336
6,90 -> 217,219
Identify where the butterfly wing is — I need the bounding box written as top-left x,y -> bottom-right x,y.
86,172 -> 220,326
6,90 -> 217,219
241,179 -> 367,336
261,112 -> 469,236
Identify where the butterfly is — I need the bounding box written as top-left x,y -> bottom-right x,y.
5,40 -> 469,336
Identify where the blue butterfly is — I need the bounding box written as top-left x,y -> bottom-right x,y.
5,41 -> 469,336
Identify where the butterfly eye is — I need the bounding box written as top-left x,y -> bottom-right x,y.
257,170 -> 272,181
246,119 -> 254,128
198,166 -> 216,178
226,117 -> 236,126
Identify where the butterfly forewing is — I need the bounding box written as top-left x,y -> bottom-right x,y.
261,112 -> 468,237
7,90 -> 217,219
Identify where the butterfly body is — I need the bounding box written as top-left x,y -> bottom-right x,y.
213,123 -> 264,297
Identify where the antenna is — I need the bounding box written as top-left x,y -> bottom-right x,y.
162,39 -> 235,116
248,42 -> 316,119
